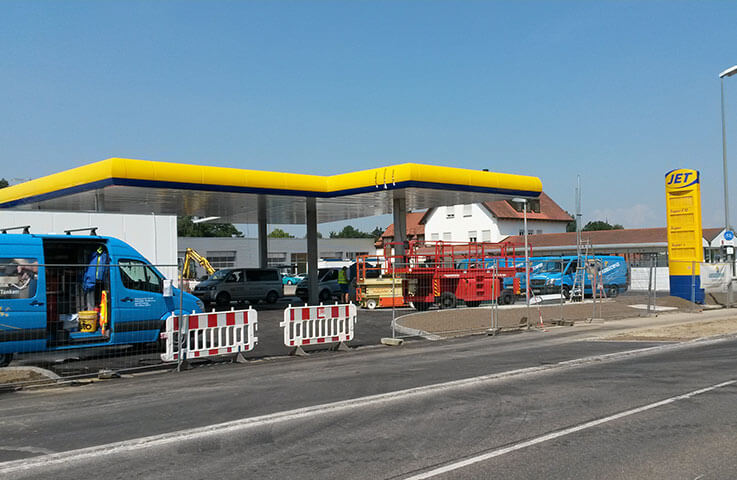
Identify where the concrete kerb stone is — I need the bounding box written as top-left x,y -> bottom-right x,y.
392,322 -> 442,341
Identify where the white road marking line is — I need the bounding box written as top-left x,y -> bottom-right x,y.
0,336 -> 731,475
403,379 -> 737,480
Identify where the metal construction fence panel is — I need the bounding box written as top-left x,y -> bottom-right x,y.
161,308 -> 258,362
0,260 -> 195,380
281,303 -> 356,347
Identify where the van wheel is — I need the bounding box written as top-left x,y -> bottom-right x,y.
216,292 -> 231,308
561,286 -> 571,299
266,291 -> 279,304
440,292 -> 457,309
0,353 -> 13,367
365,298 -> 378,310
607,285 -> 619,298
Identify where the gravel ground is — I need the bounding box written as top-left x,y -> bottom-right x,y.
603,317 -> 737,341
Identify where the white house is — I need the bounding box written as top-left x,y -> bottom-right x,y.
376,192 -> 572,250
423,193 -> 572,243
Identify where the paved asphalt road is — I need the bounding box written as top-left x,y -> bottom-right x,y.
1,314 -> 736,479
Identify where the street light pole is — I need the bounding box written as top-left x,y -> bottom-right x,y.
720,65 -> 737,231
513,197 -> 530,328
720,64 -> 737,308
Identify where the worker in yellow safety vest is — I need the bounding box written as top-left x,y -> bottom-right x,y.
338,266 -> 350,304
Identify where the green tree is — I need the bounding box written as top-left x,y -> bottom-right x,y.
0,178 -> 8,189
177,216 -> 243,237
268,228 -> 294,238
371,227 -> 384,240
329,225 -> 374,238
582,220 -> 624,231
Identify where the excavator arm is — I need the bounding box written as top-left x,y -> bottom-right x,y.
182,248 -> 216,279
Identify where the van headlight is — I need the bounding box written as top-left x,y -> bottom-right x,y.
209,286 -> 217,290
546,278 -> 556,286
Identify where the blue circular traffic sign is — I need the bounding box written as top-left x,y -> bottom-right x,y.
725,230 -> 734,241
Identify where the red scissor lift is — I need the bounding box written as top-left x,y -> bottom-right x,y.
358,240 -> 525,311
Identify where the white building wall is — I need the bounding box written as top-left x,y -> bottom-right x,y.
496,219 -> 569,238
0,211 -> 178,280
630,267 -> 670,292
424,204 -> 503,242
423,204 -> 568,243
178,237 -> 375,274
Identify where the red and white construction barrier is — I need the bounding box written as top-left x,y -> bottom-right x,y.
161,308 -> 258,362
281,303 -> 357,350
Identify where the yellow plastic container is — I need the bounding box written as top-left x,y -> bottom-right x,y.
78,311 -> 98,333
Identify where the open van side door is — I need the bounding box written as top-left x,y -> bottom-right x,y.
0,238 -> 47,355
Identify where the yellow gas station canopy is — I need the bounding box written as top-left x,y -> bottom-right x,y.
0,158 -> 542,224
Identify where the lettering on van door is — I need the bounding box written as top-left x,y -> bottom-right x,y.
133,297 -> 156,307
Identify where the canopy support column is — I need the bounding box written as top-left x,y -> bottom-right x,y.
393,196 -> 407,258
306,197 -> 319,305
258,196 -> 268,269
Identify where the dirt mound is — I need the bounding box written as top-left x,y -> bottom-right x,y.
398,295 -> 707,338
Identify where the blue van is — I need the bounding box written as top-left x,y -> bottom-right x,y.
503,256 -> 628,299
526,255 -> 628,298
0,233 -> 202,366
500,257 -> 552,295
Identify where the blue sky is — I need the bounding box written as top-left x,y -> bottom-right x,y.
2,1 -> 737,236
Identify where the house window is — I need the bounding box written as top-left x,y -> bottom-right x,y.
536,229 -> 543,235
443,232 -> 451,241
431,233 -> 440,241
468,231 -> 477,242
446,206 -> 455,219
507,199 -> 540,213
481,230 -> 491,242
463,204 -> 472,217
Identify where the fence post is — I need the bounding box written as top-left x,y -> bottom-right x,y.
559,260 -> 564,322
729,258 -> 734,309
647,257 -> 654,316
391,272 -> 396,339
491,265 -> 498,331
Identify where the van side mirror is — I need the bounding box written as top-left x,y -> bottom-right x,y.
163,279 -> 174,297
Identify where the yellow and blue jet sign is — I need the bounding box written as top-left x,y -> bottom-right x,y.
665,168 -> 704,303
665,169 -> 699,191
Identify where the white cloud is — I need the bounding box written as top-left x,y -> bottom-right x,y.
590,204 -> 662,228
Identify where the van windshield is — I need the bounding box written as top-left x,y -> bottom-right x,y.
539,261 -> 564,273
208,270 -> 231,281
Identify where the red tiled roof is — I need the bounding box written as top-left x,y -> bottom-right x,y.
504,227 -> 723,248
483,192 -> 573,222
380,211 -> 426,239
376,211 -> 427,247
